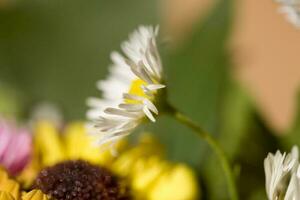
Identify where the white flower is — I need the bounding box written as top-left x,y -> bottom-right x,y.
275,0 -> 300,28
264,146 -> 299,200
276,0 -> 300,5
86,25 -> 165,147
284,166 -> 300,200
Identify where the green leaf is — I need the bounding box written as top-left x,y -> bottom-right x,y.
205,82 -> 279,200
203,82 -> 253,199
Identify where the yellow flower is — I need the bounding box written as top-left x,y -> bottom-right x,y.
149,164 -> 199,200
112,135 -> 200,200
19,121 -> 199,200
0,168 -> 20,199
0,168 -> 48,200
34,121 -> 123,167
0,191 -> 14,200
18,120 -> 125,187
22,190 -> 49,200
17,159 -> 40,189
64,122 -> 119,164
34,121 -> 65,166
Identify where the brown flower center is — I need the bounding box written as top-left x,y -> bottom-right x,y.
34,160 -> 130,200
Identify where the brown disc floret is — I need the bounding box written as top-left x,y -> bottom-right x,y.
34,160 -> 130,200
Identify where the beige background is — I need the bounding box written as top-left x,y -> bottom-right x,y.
163,0 -> 300,132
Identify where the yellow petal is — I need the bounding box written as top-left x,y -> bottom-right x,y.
0,168 -> 8,182
112,135 -> 162,177
0,191 -> 14,200
34,121 -> 65,166
148,164 -> 199,200
112,148 -> 146,177
0,179 -> 20,200
17,159 -> 40,189
130,156 -> 169,198
64,122 -> 118,166
22,190 -> 49,200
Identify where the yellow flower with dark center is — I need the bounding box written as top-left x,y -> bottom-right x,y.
18,121 -> 124,187
18,121 -> 199,200
0,167 -> 49,200
33,160 -> 130,200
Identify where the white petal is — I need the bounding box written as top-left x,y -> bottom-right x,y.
264,147 -> 300,200
86,25 -> 163,148
145,84 -> 165,91
104,108 -> 140,118
119,103 -> 143,112
285,170 -> 300,200
123,93 -> 144,101
143,106 -> 156,122
143,99 -> 158,114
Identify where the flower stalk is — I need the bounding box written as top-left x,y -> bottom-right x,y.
164,103 -> 239,200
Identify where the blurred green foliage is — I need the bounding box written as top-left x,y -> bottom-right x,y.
149,0 -> 279,199
0,0 -> 158,119
0,82 -> 23,118
282,91 -> 300,148
150,0 -> 233,166
1,0 -> 299,199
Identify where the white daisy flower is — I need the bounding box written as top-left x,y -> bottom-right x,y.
276,0 -> 300,4
284,165 -> 300,200
264,146 -> 299,200
86,25 -> 165,147
275,0 -> 300,28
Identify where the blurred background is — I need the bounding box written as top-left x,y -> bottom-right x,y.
0,0 -> 300,199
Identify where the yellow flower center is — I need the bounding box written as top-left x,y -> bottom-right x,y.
128,79 -> 147,97
126,79 -> 153,104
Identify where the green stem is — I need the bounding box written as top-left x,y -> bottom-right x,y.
166,105 -> 238,200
